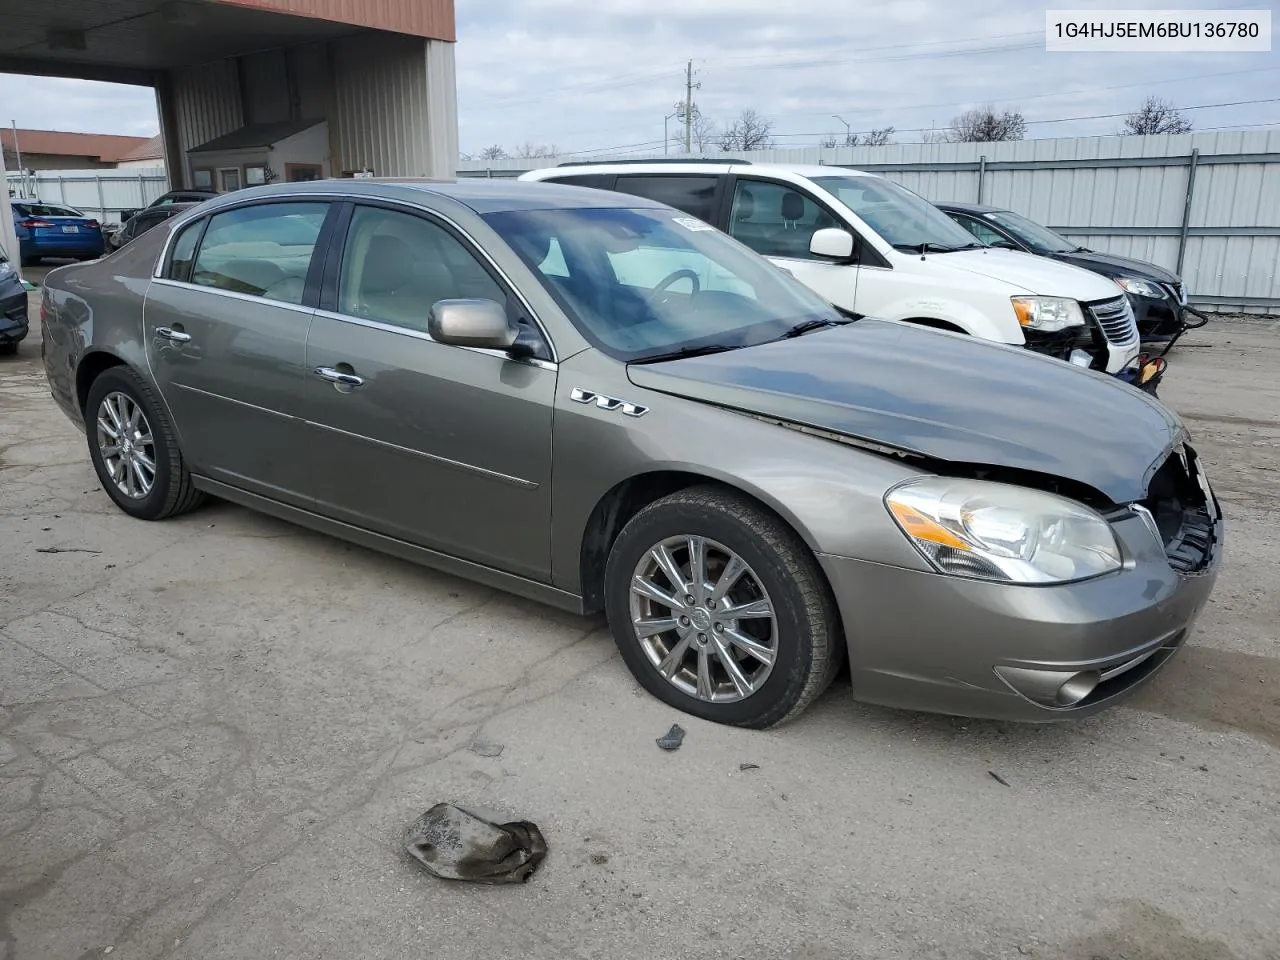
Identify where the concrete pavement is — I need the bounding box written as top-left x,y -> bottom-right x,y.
2,302 -> 1278,960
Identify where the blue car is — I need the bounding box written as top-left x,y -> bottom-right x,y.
12,200 -> 105,266
0,244 -> 27,355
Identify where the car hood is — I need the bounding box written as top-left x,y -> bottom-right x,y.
628,320 -> 1185,504
930,248 -> 1126,301
1050,249 -> 1180,284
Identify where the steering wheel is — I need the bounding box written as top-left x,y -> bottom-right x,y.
647,268 -> 701,304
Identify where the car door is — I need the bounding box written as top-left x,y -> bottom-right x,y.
723,178 -> 864,311
144,199 -> 335,506
303,201 -> 556,579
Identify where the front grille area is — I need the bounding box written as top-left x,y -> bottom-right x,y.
1087,296 -> 1139,346
1141,445 -> 1219,574
1022,324 -> 1101,367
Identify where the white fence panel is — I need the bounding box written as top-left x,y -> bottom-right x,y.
6,168 -> 169,224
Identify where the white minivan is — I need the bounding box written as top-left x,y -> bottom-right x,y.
519,162 -> 1141,373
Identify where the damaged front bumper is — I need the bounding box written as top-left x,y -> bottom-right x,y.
819,449 -> 1222,722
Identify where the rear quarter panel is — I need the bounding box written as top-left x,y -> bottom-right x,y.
41,226 -> 170,425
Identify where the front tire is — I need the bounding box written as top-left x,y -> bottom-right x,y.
0,342 -> 17,356
604,486 -> 842,729
84,366 -> 205,520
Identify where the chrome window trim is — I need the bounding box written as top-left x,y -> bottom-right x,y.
149,277 -> 316,317
311,309 -> 558,372
151,191 -> 559,362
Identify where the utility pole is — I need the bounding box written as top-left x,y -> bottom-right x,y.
832,115 -> 851,145
664,111 -> 679,155
684,60 -> 700,154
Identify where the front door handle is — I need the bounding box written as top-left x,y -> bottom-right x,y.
155,326 -> 192,343
314,366 -> 365,388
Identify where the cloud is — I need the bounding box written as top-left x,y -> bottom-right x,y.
1,0 -> 1276,157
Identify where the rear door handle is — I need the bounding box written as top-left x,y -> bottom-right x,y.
155,326 -> 192,343
314,366 -> 365,388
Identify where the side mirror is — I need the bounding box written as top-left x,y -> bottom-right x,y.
810,228 -> 856,261
428,299 -> 519,350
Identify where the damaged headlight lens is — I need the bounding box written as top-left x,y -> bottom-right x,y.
885,478 -> 1122,584
1011,296 -> 1086,333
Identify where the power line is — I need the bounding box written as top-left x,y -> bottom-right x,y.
560,97 -> 1280,155
475,30 -> 1051,110
784,65 -> 1280,123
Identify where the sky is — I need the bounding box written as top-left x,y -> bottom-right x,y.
0,0 -> 1276,156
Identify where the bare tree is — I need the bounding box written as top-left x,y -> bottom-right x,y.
1123,96 -> 1192,135
821,126 -> 896,148
691,112 -> 718,151
515,142 -> 559,159
479,144 -> 508,160
947,106 -> 1027,142
719,109 -> 774,151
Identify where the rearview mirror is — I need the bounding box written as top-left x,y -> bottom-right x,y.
810,228 -> 856,261
428,299 -> 519,350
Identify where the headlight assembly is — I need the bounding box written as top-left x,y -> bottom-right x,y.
1011,296 -> 1086,333
1114,276 -> 1165,299
886,478 -> 1122,584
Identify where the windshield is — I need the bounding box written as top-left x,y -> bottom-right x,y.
484,206 -> 841,361
812,175 -> 978,251
985,210 -> 1077,254
14,202 -> 85,219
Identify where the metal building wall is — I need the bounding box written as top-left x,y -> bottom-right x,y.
458,130 -> 1280,313
328,33 -> 457,178
169,59 -> 244,168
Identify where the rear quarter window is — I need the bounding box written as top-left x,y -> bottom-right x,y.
612,175 -> 720,223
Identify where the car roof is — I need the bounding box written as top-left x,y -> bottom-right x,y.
934,201 -> 1006,214
525,161 -> 878,181
185,177 -> 668,215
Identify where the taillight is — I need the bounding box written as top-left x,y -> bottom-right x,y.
22,219 -> 54,229
86,220 -> 101,230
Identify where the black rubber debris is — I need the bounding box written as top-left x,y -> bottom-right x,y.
988,771 -> 1011,787
404,803 -> 547,884
739,763 -> 760,772
656,724 -> 686,751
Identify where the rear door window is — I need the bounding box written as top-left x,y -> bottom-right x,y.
728,180 -> 838,261
190,202 -> 329,304
612,175 -> 720,223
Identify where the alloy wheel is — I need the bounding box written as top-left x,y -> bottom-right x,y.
628,535 -> 778,703
95,391 -> 156,500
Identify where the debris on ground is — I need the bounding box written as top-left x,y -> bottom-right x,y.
590,853 -> 609,865
739,763 -> 760,771
403,803 -> 546,884
36,546 -> 102,555
988,771 -> 1011,787
469,739 -> 504,758
656,724 -> 685,751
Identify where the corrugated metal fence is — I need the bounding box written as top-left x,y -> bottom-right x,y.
6,167 -> 169,225
459,130 -> 1280,314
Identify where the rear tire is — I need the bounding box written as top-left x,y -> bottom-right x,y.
84,366 -> 206,521
604,485 -> 843,729
0,342 -> 18,356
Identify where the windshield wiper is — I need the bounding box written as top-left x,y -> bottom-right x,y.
779,317 -> 849,339
631,343 -> 737,364
894,242 -> 960,255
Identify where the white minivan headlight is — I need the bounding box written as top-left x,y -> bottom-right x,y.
1011,296 -> 1086,333
886,478 -> 1122,584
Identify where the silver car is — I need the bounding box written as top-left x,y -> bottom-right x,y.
40,180 -> 1222,728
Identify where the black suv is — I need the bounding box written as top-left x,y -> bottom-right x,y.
937,202 -> 1193,343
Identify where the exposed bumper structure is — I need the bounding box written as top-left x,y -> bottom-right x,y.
819,451 -> 1222,722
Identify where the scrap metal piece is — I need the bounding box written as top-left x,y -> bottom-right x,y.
403,803 -> 547,884
656,724 -> 686,751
